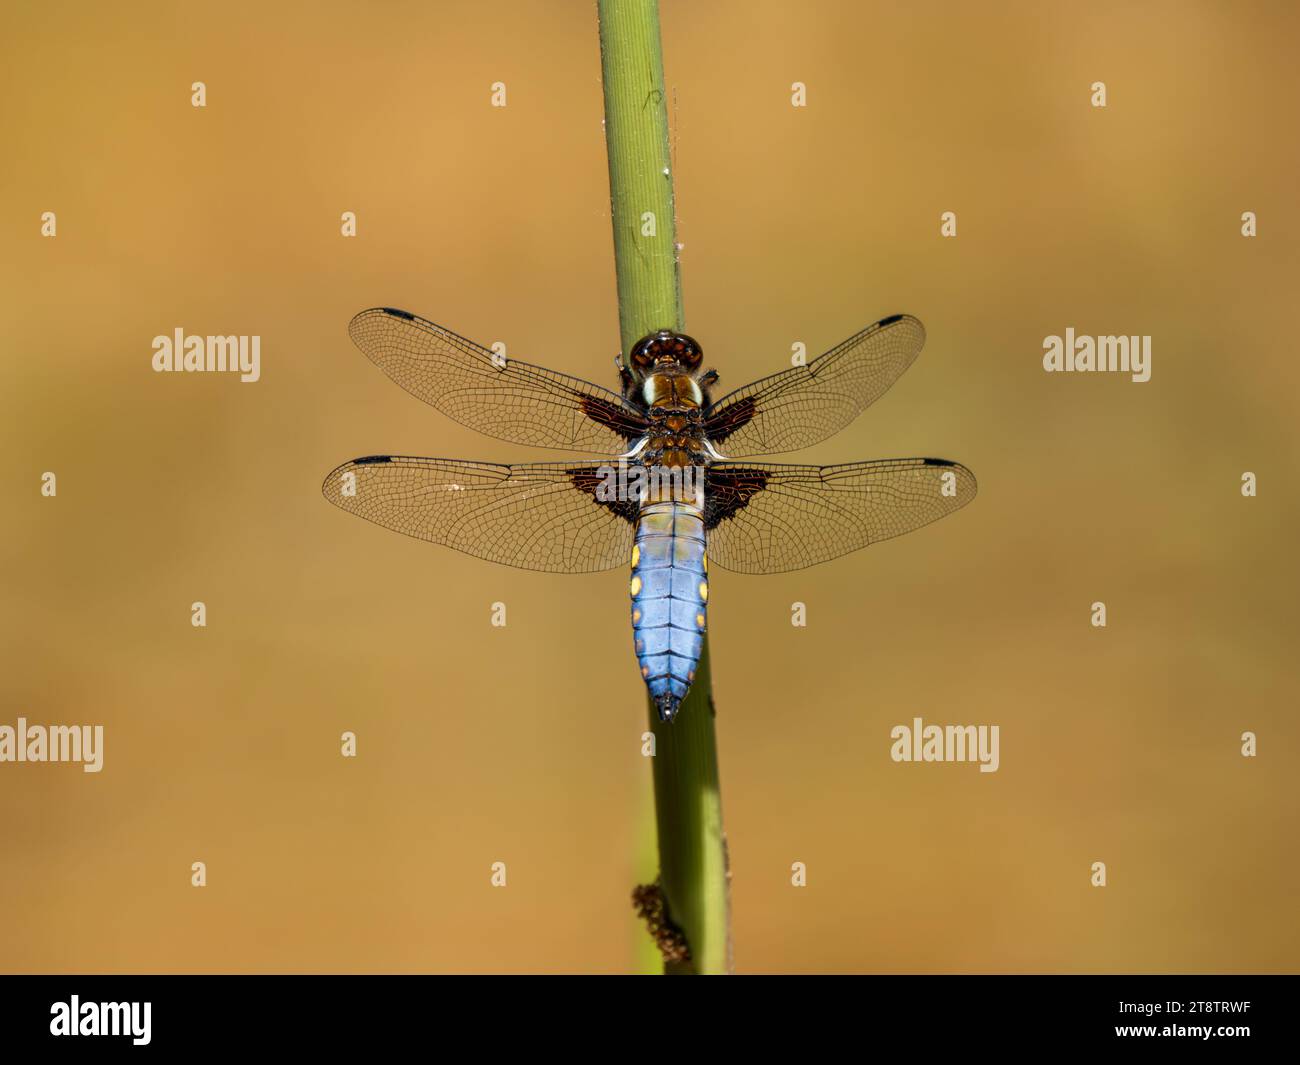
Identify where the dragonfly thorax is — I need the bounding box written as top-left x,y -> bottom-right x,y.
643,402 -> 709,469
642,370 -> 703,410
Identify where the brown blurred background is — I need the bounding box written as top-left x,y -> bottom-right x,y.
2,0 -> 1297,973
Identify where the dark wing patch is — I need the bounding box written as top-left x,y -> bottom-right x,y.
703,314 -> 926,458
322,456 -> 636,573
580,394 -> 652,442
704,458 -> 976,573
569,466 -> 641,524
703,396 -> 758,447
704,467 -> 770,529
349,307 -> 648,453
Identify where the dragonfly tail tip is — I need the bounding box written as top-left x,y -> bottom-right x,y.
655,693 -> 681,722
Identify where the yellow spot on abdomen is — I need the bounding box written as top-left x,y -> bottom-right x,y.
632,608 -> 642,624
696,612 -> 706,629
631,544 -> 640,568
630,575 -> 643,597
698,580 -> 708,602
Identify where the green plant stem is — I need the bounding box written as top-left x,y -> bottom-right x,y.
597,0 -> 731,975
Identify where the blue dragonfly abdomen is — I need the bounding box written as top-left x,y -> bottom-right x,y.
630,488 -> 708,722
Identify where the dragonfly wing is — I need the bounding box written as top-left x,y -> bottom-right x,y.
704,458 -> 976,574
704,314 -> 926,457
349,307 -> 648,452
322,456 -> 637,573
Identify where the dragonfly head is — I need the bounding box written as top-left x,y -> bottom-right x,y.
628,330 -> 704,378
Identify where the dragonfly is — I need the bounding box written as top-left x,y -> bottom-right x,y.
323,307 -> 977,721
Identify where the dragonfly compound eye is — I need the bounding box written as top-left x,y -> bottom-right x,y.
630,330 -> 704,371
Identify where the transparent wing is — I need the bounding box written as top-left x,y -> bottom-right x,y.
322,455 -> 637,573
349,307 -> 648,452
704,458 -> 976,574
704,314 -> 926,457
